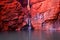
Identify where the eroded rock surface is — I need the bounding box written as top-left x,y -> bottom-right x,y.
0,0 -> 28,31
0,0 -> 60,31
30,0 -> 60,30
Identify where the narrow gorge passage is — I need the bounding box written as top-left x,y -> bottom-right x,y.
0,0 -> 60,31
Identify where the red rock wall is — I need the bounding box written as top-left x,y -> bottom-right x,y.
0,0 -> 60,31
0,0 -> 28,31
30,0 -> 60,30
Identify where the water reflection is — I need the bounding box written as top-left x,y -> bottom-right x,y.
0,31 -> 60,40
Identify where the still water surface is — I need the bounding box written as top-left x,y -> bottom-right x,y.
0,30 -> 60,40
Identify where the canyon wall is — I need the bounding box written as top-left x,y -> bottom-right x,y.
30,0 -> 60,30
0,0 -> 60,31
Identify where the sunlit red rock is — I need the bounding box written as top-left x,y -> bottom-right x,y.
30,0 -> 60,30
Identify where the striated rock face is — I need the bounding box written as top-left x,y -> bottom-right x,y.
0,0 -> 60,31
30,0 -> 60,30
0,0 -> 28,31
